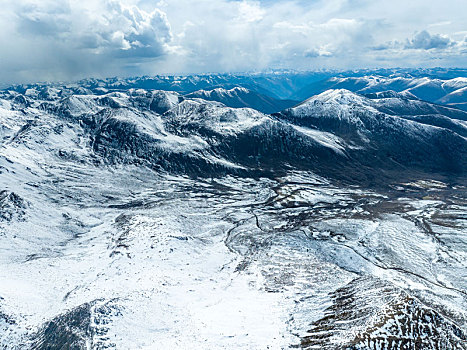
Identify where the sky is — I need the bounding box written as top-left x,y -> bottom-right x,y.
0,0 -> 466,84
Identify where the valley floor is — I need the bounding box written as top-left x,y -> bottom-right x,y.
1,163 -> 465,349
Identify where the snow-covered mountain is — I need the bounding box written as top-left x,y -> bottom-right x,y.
295,75 -> 467,111
8,68 -> 465,98
185,87 -> 298,114
7,71 -> 331,100
1,74 -> 466,349
277,89 -> 467,178
4,86 -> 465,183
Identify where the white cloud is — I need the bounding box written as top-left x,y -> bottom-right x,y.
304,47 -> 333,58
0,0 -> 466,84
237,1 -> 265,23
0,0 -> 172,83
97,1 -> 172,57
405,30 -> 452,50
17,0 -> 173,56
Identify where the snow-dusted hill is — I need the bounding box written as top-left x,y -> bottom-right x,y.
295,75 -> 467,111
0,76 -> 466,349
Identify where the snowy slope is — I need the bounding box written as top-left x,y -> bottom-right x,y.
185,87 -> 298,114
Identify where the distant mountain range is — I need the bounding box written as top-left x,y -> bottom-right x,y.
185,87 -> 298,114
7,68 -> 467,110
293,75 -> 467,111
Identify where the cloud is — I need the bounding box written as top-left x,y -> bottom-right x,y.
0,0 -> 466,84
15,0 -> 172,57
405,30 -> 452,50
0,0 -> 173,83
160,2 -> 382,74
304,48 -> 332,58
16,1 -> 71,37
83,1 -> 172,58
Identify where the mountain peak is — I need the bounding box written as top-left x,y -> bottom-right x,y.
295,89 -> 368,106
288,89 -> 373,118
